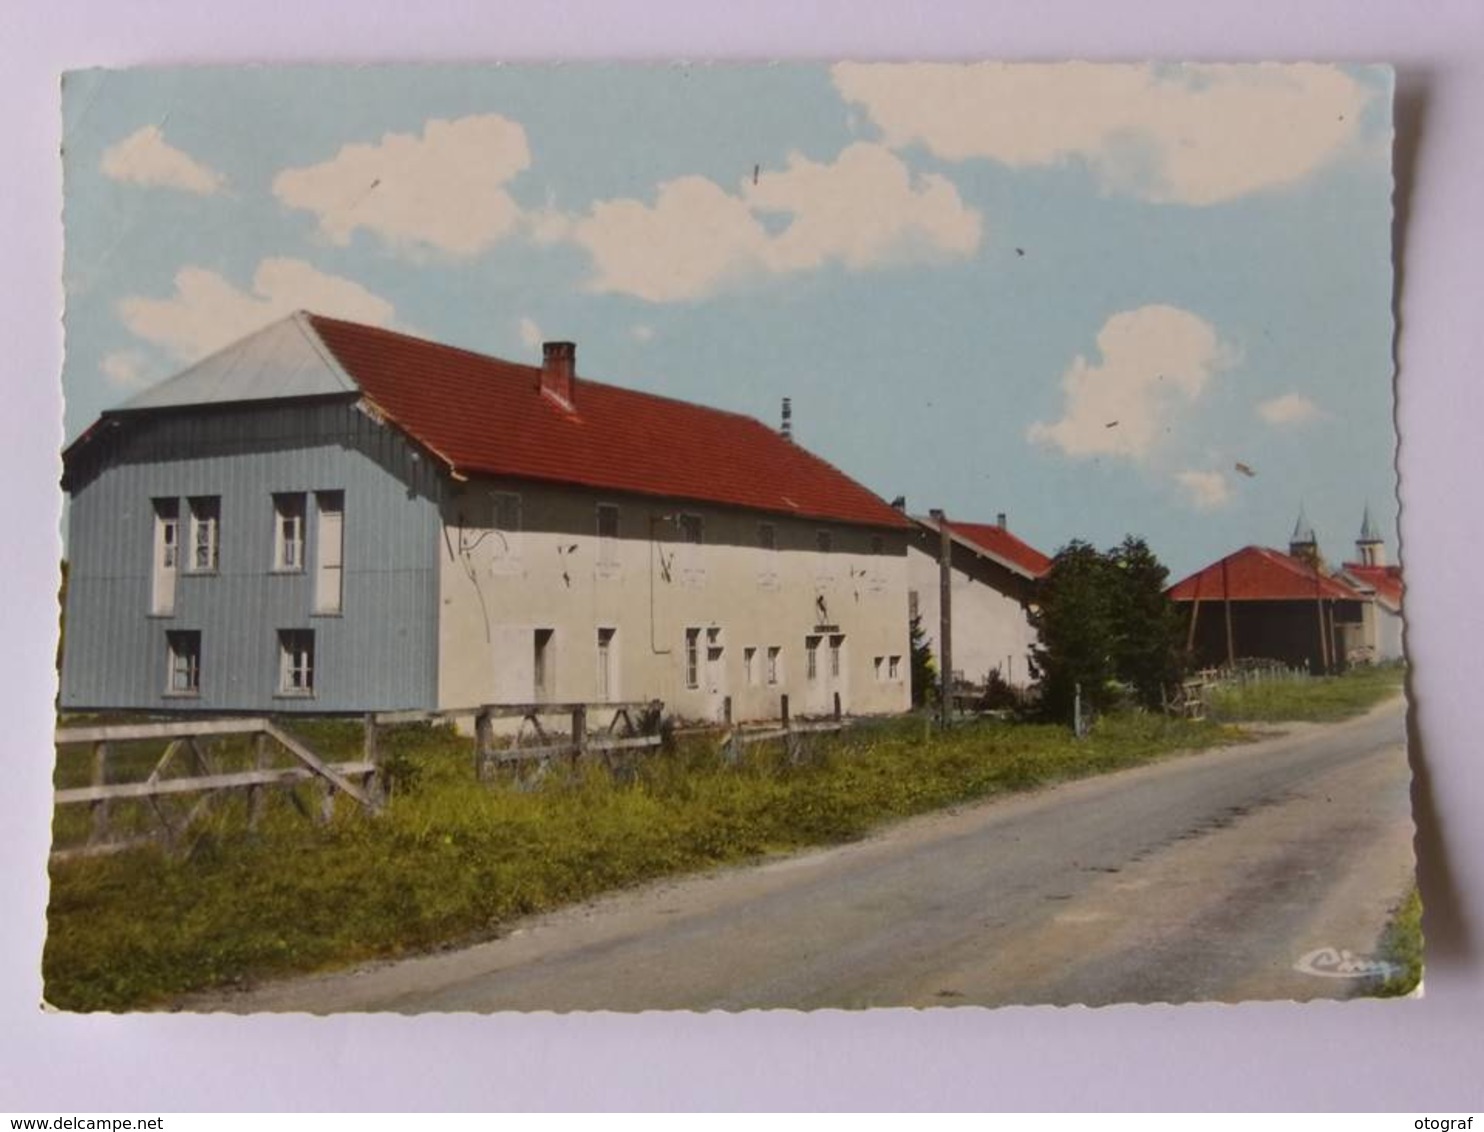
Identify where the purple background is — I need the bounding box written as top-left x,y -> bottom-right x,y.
3,0 -> 1481,1112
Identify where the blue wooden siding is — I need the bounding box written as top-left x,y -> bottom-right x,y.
60,400 -> 441,713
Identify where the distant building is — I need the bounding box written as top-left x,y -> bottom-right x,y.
1166,511 -> 1366,673
60,313 -> 913,721
1336,506 -> 1405,663
906,511 -> 1050,691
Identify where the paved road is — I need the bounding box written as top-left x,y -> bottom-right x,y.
195,696 -> 1414,1012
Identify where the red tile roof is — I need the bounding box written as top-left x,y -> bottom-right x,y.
307,315 -> 909,529
1341,563 -> 1404,609
943,519 -> 1052,578
1167,546 -> 1364,603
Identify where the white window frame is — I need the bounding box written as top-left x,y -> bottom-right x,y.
314,491 -> 345,614
888,655 -> 902,681
187,496 -> 219,574
151,498 -> 179,615
165,630 -> 200,695
829,634 -> 844,679
273,493 -> 307,572
805,635 -> 821,682
684,627 -> 701,689
277,629 -> 315,696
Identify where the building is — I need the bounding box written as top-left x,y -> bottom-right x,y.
906,511 -> 1050,692
1166,513 -> 1366,673
1336,506 -> 1405,663
60,313 -> 914,722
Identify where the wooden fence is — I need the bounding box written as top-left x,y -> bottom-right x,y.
52,718 -> 380,861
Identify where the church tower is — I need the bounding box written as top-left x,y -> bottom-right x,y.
1356,505 -> 1386,567
1289,507 -> 1319,564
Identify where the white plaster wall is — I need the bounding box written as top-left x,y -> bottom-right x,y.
906,542 -> 1040,689
437,478 -> 912,722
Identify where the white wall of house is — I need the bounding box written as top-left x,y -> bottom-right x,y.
436,478 -> 912,722
906,541 -> 1039,689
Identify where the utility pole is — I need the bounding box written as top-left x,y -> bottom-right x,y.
930,508 -> 953,727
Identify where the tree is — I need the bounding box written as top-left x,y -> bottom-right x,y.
908,611 -> 937,708
1028,540 -> 1117,721
1029,536 -> 1186,722
1107,536 -> 1185,711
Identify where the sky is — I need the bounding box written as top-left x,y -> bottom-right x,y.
59,62 -> 1397,579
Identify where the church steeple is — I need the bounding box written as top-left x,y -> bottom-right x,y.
1289,506 -> 1319,563
1356,504 -> 1386,567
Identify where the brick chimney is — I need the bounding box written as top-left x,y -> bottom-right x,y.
997,512 -> 1007,529
541,341 -> 576,407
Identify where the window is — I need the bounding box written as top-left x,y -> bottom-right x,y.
492,492 -> 522,533
273,493 -> 306,571
888,655 -> 902,681
678,513 -> 704,544
816,529 -> 833,554
874,656 -> 884,682
757,522 -> 776,551
871,534 -> 885,554
151,499 -> 179,615
187,496 -> 219,573
830,634 -> 844,678
684,627 -> 701,689
533,628 -> 554,701
806,635 -> 821,682
278,630 -> 315,695
597,504 -> 620,566
766,646 -> 781,686
165,630 -> 200,695
743,646 -> 758,685
597,628 -> 615,701
908,589 -> 920,622
314,491 -> 344,613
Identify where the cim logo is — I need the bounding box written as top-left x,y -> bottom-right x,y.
1293,946 -> 1402,980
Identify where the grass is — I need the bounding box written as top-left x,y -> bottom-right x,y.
44,711 -> 1241,1012
1204,664 -> 1406,723
1374,886 -> 1424,997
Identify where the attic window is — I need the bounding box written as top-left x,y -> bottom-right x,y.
816,530 -> 833,554
758,522 -> 776,551
679,513 -> 704,545
492,492 -> 522,533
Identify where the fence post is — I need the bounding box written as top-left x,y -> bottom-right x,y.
363,712 -> 381,801
1074,682 -> 1083,739
780,693 -> 790,730
475,709 -> 494,780
248,731 -> 271,830
833,691 -> 841,722
572,704 -> 588,757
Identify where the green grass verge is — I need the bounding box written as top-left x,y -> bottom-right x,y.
44,712 -> 1240,1012
1205,664 -> 1406,723
1373,886 -> 1424,997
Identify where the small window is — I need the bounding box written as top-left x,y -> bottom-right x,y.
273,493 -> 306,571
597,504 -> 620,565
492,491 -> 522,533
908,590 -> 920,622
805,636 -> 821,682
871,534 -> 885,555
679,513 -> 704,544
766,646 -> 781,686
757,522 -> 777,551
888,655 -> 902,681
684,628 -> 701,689
533,628 -> 554,701
874,656 -> 884,682
743,646 -> 758,686
596,627 -> 616,701
816,529 -> 833,554
830,634 -> 844,678
187,496 -> 219,573
278,629 -> 315,695
165,630 -> 201,695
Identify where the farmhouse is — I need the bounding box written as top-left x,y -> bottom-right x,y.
1166,513 -> 1368,673
907,511 -> 1050,693
60,313 -> 914,722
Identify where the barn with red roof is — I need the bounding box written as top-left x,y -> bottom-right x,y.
906,509 -> 1050,696
60,313 -> 914,721
1166,512 -> 1375,673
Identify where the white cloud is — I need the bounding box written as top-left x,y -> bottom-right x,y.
272,114 -> 532,256
100,126 -> 226,195
1175,470 -> 1233,510
833,62 -> 1374,206
99,350 -> 153,390
1027,305 -> 1234,463
561,142 -> 981,302
1258,392 -> 1321,426
518,317 -> 543,350
631,324 -> 655,343
118,257 -> 399,362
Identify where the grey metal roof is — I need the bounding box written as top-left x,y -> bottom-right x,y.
117,312 -> 358,411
